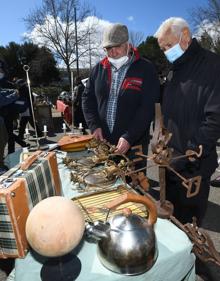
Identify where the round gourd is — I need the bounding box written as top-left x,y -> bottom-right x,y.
25,196 -> 85,257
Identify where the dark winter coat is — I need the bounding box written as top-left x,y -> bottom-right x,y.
82,48 -> 160,146
0,88 -> 18,108
162,38 -> 220,177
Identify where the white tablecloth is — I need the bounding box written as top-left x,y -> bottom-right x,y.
7,150 -> 196,281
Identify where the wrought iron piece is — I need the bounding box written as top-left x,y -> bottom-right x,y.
170,216 -> 220,267
182,176 -> 202,198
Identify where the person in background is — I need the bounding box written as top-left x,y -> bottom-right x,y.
0,61 -> 28,153
73,76 -> 87,133
0,85 -> 23,172
0,60 -> 20,173
0,116 -> 9,175
82,23 -> 160,169
0,60 -> 14,88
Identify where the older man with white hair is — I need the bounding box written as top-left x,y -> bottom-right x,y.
155,18 -> 220,280
155,17 -> 220,226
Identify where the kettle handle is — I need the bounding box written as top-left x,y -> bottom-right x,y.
104,192 -> 157,226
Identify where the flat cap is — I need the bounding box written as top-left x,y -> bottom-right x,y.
102,23 -> 129,48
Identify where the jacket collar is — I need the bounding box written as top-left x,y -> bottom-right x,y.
172,38 -> 203,68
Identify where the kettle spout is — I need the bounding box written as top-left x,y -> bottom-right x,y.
86,221 -> 110,240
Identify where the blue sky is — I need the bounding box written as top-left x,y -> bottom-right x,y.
0,0 -> 208,46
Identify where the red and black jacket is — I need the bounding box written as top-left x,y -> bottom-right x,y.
82,48 -> 160,146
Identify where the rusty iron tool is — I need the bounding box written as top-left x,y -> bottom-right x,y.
170,216 -> 220,267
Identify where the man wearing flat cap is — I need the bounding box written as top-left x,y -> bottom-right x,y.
82,23 -> 160,167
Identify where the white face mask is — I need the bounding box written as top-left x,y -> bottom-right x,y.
108,42 -> 130,69
108,56 -> 129,69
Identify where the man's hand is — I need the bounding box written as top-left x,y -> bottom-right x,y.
92,128 -> 104,141
115,137 -> 131,154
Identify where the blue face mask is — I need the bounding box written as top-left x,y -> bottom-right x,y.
164,34 -> 184,63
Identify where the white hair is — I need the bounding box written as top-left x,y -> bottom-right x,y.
154,17 -> 190,38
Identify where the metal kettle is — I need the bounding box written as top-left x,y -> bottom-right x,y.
86,192 -> 158,275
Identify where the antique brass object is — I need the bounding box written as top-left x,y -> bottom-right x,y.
69,156 -> 131,191
63,140 -> 133,192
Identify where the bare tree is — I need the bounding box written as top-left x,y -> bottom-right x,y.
24,0 -> 99,83
190,0 -> 220,53
129,31 -> 144,47
190,0 -> 220,27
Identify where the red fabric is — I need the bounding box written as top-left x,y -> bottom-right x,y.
121,77 -> 143,91
56,100 -> 72,124
100,57 -> 112,86
56,100 -> 68,113
63,106 -> 72,125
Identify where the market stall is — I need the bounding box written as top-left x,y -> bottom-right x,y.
5,149 -> 195,281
